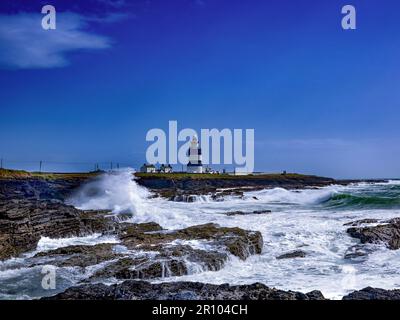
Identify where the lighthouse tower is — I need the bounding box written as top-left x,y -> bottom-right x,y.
187,136 -> 203,173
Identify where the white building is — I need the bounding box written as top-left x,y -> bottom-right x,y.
187,136 -> 203,173
159,164 -> 172,173
140,163 -> 156,173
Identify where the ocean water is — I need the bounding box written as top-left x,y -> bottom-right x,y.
1,169 -> 400,300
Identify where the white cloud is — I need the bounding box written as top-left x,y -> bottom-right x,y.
0,12 -> 112,69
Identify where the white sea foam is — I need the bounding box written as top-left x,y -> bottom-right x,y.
67,168 -> 152,216
65,171 -> 400,298
2,169 -> 400,300
35,234 -> 119,253
244,186 -> 340,205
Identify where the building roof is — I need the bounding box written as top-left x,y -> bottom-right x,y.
142,164 -> 155,168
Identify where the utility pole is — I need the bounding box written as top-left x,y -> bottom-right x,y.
39,161 -> 42,173
0,158 -> 3,169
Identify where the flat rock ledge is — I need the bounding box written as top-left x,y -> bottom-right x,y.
43,281 -> 325,300
1,197 -> 263,282
346,217 -> 400,250
30,222 -> 263,281
276,250 -> 307,260
0,199 -> 117,260
225,209 -> 272,216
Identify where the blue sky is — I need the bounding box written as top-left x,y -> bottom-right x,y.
0,0 -> 399,178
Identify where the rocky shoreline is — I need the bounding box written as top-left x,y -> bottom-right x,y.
43,281 -> 326,300
135,173 -> 338,199
42,281 -> 400,300
0,198 -> 262,278
1,171 -> 399,300
0,199 -> 116,260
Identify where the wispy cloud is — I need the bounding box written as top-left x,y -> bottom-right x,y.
0,12 -> 113,69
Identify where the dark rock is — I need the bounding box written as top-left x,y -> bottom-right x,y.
225,210 -> 271,216
171,195 -> 198,202
88,256 -> 184,280
32,243 -> 120,268
211,190 -> 244,202
0,177 -> 94,201
89,246 -> 226,281
343,287 -> 400,300
88,222 -> 263,281
136,174 -> 337,197
305,290 -> 326,300
0,199 -> 117,260
24,221 -> 263,282
344,245 -> 369,259
343,219 -> 378,227
171,190 -> 245,202
118,222 -> 263,260
276,250 -> 307,260
44,280 -> 326,300
346,218 -> 400,249
253,210 -> 271,214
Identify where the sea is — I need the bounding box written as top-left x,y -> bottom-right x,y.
1,169 -> 400,300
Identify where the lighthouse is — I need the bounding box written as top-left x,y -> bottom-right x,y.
187,136 -> 203,173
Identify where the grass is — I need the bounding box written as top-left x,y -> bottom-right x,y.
0,168 -> 100,180
134,172 -> 320,180
1,168 -> 326,181
0,168 -> 32,179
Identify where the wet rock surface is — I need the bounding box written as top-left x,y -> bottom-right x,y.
136,174 -> 337,198
47,281 -> 400,301
80,222 -> 261,281
44,280 -> 326,300
0,177 -> 93,201
343,219 -> 379,227
3,174 -> 398,300
170,190 -> 246,202
225,209 -> 272,216
342,287 -> 400,300
117,223 -> 263,259
16,218 -> 263,282
0,176 -> 264,288
344,244 -> 370,259
32,243 -> 119,268
276,250 -> 307,260
171,194 -> 199,202
346,218 -> 400,250
0,199 -> 118,260
88,247 -> 226,281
